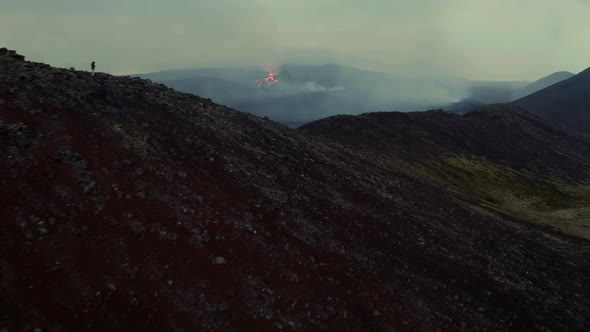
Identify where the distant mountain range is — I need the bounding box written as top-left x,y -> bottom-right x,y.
511,71 -> 575,100
138,65 -> 582,128
138,66 -> 268,83
140,63 -> 590,135
445,71 -> 576,114
467,80 -> 529,104
441,69 -> 590,135
513,67 -> 590,133
137,64 -> 472,125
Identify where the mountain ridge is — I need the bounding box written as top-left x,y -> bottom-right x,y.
300,104 -> 590,238
512,66 -> 590,133
445,71 -> 575,114
511,71 -> 576,100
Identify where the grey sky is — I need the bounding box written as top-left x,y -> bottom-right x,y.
1,0 -> 589,80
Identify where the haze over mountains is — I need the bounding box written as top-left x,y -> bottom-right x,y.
2,49 -> 590,331
445,71 -> 577,114
138,64 -> 472,126
513,67 -> 590,133
138,63 -> 583,128
511,71 -> 575,100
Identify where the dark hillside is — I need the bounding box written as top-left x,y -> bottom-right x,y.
301,105 -> 590,240
513,67 -> 590,133
511,71 -> 575,100
301,105 -> 590,181
2,50 -> 589,331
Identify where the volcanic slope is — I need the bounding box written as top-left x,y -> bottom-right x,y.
511,71 -> 575,101
1,50 -> 589,331
301,106 -> 590,239
513,67 -> 590,133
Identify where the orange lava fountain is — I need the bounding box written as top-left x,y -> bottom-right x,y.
257,71 -> 279,88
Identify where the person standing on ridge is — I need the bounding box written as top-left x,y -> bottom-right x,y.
91,61 -> 96,76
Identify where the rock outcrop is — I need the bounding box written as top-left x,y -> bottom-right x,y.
0,48 -> 25,61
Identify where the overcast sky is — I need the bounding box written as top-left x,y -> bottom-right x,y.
2,0 -> 589,80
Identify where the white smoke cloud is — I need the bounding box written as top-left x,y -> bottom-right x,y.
298,82 -> 345,93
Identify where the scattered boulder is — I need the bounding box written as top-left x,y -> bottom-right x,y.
213,257 -> 227,265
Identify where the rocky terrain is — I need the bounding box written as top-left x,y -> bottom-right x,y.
301,106 -> 590,239
1,49 -> 590,331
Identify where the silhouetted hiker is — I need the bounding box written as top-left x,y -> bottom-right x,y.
91,61 -> 96,76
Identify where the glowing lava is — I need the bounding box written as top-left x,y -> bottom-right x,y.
257,71 -> 279,88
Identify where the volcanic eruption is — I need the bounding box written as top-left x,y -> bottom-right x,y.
257,71 -> 279,88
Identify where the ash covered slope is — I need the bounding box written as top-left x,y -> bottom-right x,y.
1,50 -> 589,331
301,105 -> 590,238
300,105 -> 590,180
